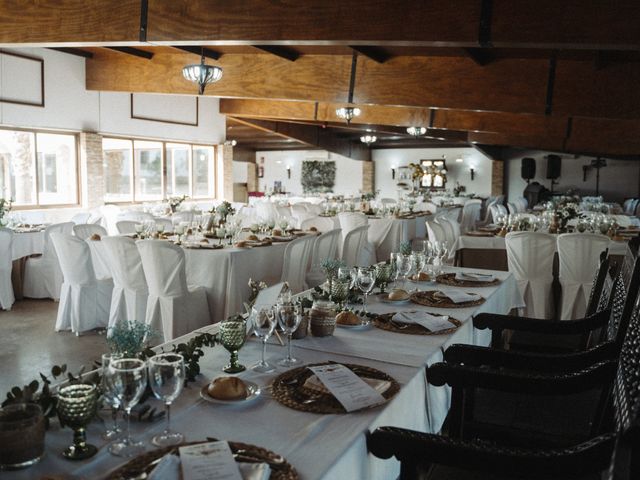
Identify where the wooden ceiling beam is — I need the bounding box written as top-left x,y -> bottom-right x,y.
48,47 -> 94,59
463,48 -> 494,66
229,117 -> 371,161
172,46 -> 222,60
106,46 -> 153,59
350,46 -> 392,64
252,45 -> 300,62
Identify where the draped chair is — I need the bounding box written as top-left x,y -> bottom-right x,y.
426,220 -> 447,244
337,212 -> 375,264
305,229 -> 342,288
459,200 -> 482,234
70,212 -> 91,224
341,225 -> 370,268
280,235 -> 315,293
73,224 -> 107,240
300,216 -> 336,232
116,220 -> 139,235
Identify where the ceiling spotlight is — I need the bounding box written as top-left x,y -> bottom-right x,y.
182,50 -> 223,95
223,140 -> 237,146
360,135 -> 377,146
406,126 -> 427,137
336,107 -> 361,124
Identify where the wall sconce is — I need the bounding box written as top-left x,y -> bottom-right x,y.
470,168 -> 475,181
391,167 -> 396,180
286,166 -> 291,179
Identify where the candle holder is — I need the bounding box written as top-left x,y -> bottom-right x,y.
57,384 -> 98,460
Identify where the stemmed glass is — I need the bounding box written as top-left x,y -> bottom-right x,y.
250,306 -> 277,373
411,252 -> 427,278
438,241 -> 449,274
101,352 -> 123,440
148,354 -> 185,447
277,303 -> 302,367
394,253 -> 412,290
57,384 -> 98,460
356,267 -> 375,317
220,318 -> 247,373
105,358 -> 148,457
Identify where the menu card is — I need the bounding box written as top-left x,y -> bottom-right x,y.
308,364 -> 385,412
439,289 -> 482,303
180,441 -> 243,480
454,272 -> 495,282
392,311 -> 452,331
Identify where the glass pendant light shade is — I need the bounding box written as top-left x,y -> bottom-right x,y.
336,107 -> 361,123
360,135 -> 377,145
182,54 -> 223,95
406,126 -> 427,136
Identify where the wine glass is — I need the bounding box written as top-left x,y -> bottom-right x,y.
411,252 -> 427,277
374,263 -> 393,294
57,384 -> 98,460
438,241 -> 450,274
101,352 -> 123,440
277,303 -> 302,367
356,267 -> 375,317
105,358 -> 148,457
220,318 -> 247,373
395,253 -> 412,290
250,306 -> 277,373
147,353 -> 185,447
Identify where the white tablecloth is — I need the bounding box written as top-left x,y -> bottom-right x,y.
10,231 -> 45,260
16,267 -> 522,480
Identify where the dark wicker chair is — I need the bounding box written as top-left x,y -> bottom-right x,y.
367,291 -> 640,480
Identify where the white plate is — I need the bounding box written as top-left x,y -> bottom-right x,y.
200,381 -> 261,405
336,320 -> 372,330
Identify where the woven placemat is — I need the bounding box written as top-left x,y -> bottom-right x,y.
374,313 -> 462,335
436,273 -> 500,287
271,362 -> 400,414
410,290 -> 485,308
465,231 -> 495,237
104,439 -> 298,480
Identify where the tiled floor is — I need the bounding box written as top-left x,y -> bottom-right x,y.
0,299 -> 107,396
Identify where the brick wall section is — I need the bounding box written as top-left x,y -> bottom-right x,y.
491,160 -> 504,196
246,162 -> 258,192
221,145 -> 234,201
362,161 -> 375,193
79,132 -> 105,209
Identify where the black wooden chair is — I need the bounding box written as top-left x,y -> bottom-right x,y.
367,290 -> 640,480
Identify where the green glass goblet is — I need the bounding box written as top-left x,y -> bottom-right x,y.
330,278 -> 350,309
375,263 -> 393,294
57,384 -> 98,461
220,319 -> 247,373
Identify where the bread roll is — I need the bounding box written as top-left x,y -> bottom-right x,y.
89,233 -> 101,241
247,234 -> 259,241
272,229 -> 282,237
388,289 -> 409,301
207,377 -> 248,400
309,226 -> 318,232
336,311 -> 360,325
235,240 -> 248,248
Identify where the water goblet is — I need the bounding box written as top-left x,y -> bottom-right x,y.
395,253 -> 412,290
101,352 -> 123,441
250,306 -> 277,373
277,303 -> 302,367
220,318 -> 247,373
330,277 -> 350,309
148,353 -> 185,447
356,267 -> 375,317
374,263 -> 393,294
57,384 -> 98,460
411,252 -> 427,276
105,358 -> 148,457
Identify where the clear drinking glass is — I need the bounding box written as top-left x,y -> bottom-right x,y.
105,358 -> 148,457
148,353 -> 185,447
277,303 -> 302,367
250,306 -> 277,373
356,267 -> 375,317
101,352 -> 123,441
395,253 -> 412,290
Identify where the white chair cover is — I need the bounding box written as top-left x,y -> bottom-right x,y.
136,240 -> 210,342
0,228 -> 15,310
557,233 -> 610,321
280,235 -> 315,293
507,202 -> 518,215
368,218 -> 398,262
489,204 -> 508,224
73,224 -> 107,240
116,221 -> 139,234
101,236 -> 149,329
50,233 -> 112,334
426,220 -> 446,244
460,200 -> 482,233
341,225 -> 370,267
23,222 -> 74,300
505,232 -> 556,319
290,204 -> 314,228
337,212 -> 375,264
255,202 -> 279,222
306,229 -> 342,288
275,205 -> 292,220
300,216 -> 336,232
118,211 -> 155,223
171,211 -> 194,224
71,212 -> 91,224
435,217 -> 456,246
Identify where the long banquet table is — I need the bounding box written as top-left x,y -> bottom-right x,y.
11,266 -> 523,480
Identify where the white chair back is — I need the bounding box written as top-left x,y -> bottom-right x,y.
116,221 -> 139,234
300,216 -> 336,232
50,233 -> 97,286
337,212 -> 368,235
71,212 -> 91,224
0,228 -> 14,310
310,229 -> 341,267
73,224 -> 107,240
136,240 -> 188,298
43,222 -> 74,259
557,233 -> 611,320
290,204 -> 314,227
435,216 -> 456,246
171,211 -> 194,224
460,200 -> 482,233
280,236 -> 315,293
489,204 -> 507,224
507,202 -> 518,215
426,220 -> 447,243
101,236 -> 148,293
505,232 -> 556,319
119,211 -> 155,223
341,225 -> 369,267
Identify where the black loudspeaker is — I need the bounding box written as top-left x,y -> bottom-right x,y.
521,157 -> 536,181
546,154 -> 562,180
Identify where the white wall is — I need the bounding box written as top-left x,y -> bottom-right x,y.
257,150 -> 363,196
0,48 -> 225,143
373,147 -> 493,199
505,150 -> 640,204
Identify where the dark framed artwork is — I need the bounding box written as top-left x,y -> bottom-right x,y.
0,50 -> 45,107
301,160 -> 336,193
130,93 -> 199,126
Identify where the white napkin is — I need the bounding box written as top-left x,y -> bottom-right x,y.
438,289 -> 482,303
454,272 -> 495,282
304,374 -> 390,395
392,311 -> 452,332
147,453 -> 271,480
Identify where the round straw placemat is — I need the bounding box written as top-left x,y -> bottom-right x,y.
105,440 -> 298,480
374,313 -> 461,335
436,273 -> 500,287
271,362 -> 400,414
410,290 -> 485,308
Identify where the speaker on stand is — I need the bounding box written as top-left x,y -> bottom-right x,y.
546,154 -> 562,192
521,157 -> 536,184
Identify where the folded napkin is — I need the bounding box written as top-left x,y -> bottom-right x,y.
454,272 -> 495,282
148,453 -> 270,480
438,289 -> 482,303
304,374 -> 390,395
392,311 -> 452,332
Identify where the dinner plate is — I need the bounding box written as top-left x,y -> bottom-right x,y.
336,320 -> 372,330
199,381 -> 261,405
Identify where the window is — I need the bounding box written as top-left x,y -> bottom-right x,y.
103,138 -> 217,202
0,129 -> 78,207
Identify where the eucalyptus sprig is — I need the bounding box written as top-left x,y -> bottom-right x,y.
321,258 -> 345,280
399,241 -> 413,256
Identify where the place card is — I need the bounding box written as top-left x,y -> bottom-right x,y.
392,311 -> 451,331
180,441 -> 243,480
307,364 -> 385,412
